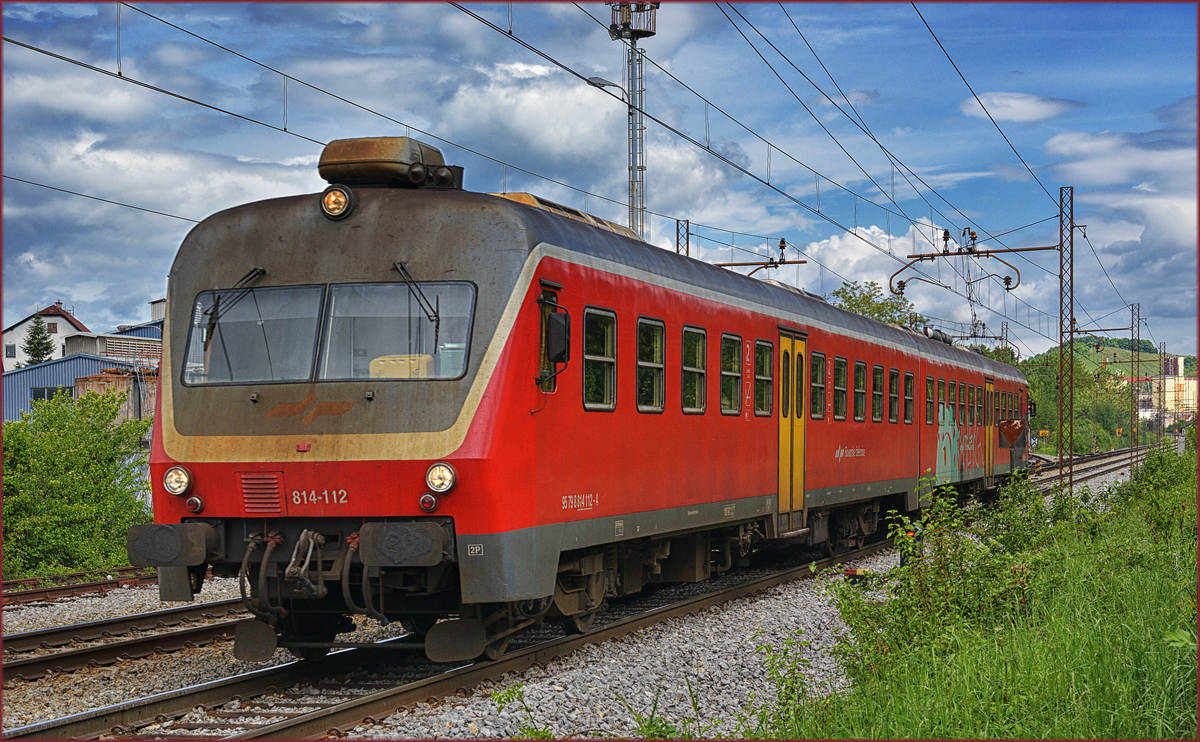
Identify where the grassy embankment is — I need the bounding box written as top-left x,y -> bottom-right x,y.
736,438 -> 1197,739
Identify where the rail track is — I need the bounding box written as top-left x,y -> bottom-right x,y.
4,540 -> 890,740
3,568 -> 159,607
1030,445 -> 1150,492
2,599 -> 247,681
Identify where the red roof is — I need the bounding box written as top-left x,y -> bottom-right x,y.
3,303 -> 89,334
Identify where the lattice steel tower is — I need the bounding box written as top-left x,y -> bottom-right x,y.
607,3 -> 658,240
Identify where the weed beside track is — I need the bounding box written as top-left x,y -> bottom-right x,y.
729,440 -> 1197,739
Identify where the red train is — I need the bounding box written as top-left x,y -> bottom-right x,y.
127,137 -> 1030,663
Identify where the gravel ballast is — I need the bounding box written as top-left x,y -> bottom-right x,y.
1,552 -> 895,735
349,549 -> 898,739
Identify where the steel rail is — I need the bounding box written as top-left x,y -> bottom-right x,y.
2,598 -> 245,653
3,566 -> 152,593
2,620 -> 243,681
5,542 -> 889,740
3,571 -> 158,607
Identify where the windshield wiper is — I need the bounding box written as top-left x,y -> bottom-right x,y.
203,267 -> 266,352
393,261 -> 441,348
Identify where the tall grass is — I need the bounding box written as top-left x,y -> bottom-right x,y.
738,445 -> 1197,739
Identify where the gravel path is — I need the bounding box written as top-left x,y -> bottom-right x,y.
347,549 -> 897,739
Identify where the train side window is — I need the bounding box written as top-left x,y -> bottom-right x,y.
781,351 -> 791,418
681,327 -> 706,414
948,379 -> 957,423
795,350 -> 805,418
539,289 -> 559,392
903,372 -> 914,424
936,374 -> 945,422
871,364 -> 884,422
853,361 -> 867,421
967,385 -> 974,426
720,334 -> 742,415
754,341 -> 773,416
583,308 -> 617,411
993,389 -> 1000,425
958,382 -> 966,425
925,376 -> 935,425
810,352 -> 826,419
976,388 -> 983,425
636,318 -> 665,413
832,357 -> 848,420
1005,391 -> 1011,420
889,368 -> 900,423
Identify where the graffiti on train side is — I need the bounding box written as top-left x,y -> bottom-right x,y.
935,405 -> 983,484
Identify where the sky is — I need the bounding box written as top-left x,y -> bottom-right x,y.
3,2 -> 1196,359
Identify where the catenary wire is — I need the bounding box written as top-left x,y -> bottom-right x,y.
718,3 -> 1070,328
4,175 -> 200,223
15,7 -> 1065,346
911,2 -> 1058,207
772,2 -> 1057,280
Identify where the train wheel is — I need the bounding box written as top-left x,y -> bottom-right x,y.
461,604 -> 516,661
481,633 -> 511,661
558,610 -> 596,635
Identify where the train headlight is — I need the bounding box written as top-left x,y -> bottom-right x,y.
426,462 -> 456,493
419,493 -> 439,512
320,184 -> 356,220
163,466 -> 192,496
185,496 -> 204,514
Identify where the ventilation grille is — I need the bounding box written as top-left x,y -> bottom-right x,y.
239,472 -> 282,513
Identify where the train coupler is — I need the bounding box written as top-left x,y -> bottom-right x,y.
284,528 -> 328,598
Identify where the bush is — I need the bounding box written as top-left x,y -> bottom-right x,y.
746,445 -> 1196,739
3,389 -> 152,577
826,485 -> 1028,684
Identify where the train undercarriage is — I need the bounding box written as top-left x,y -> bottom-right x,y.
139,494 -> 901,664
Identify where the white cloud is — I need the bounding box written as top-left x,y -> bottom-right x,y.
960,92 -> 1084,123
1045,130 -> 1195,188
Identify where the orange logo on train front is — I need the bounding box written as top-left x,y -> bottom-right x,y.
265,394 -> 355,425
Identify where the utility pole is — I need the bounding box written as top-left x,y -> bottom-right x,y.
884,186 -> 1078,492
675,219 -> 689,256
1158,341 -> 1167,444
1058,186 -> 1075,493
606,2 -> 658,241
1131,302 -> 1140,471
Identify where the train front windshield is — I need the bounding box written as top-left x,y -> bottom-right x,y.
184,282 -> 475,384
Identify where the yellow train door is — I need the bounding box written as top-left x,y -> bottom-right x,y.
778,332 -> 807,533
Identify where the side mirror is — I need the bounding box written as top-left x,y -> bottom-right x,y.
547,312 -> 570,364
1028,400 -> 1037,419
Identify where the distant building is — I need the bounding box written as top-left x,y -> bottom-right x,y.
2,298 -> 166,421
2,354 -> 144,421
64,331 -> 161,365
1,301 -> 89,371
74,367 -> 159,423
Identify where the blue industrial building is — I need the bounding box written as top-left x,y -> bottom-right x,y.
115,319 -> 163,340
2,354 -> 139,421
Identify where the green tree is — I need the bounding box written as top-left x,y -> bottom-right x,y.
969,344 -> 1018,365
828,280 -> 927,326
20,313 -> 55,366
2,389 -> 153,577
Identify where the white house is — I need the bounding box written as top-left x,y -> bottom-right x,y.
2,301 -> 90,371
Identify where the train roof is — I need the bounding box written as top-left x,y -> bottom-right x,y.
491,193 -> 1027,386
174,184 -> 1023,387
